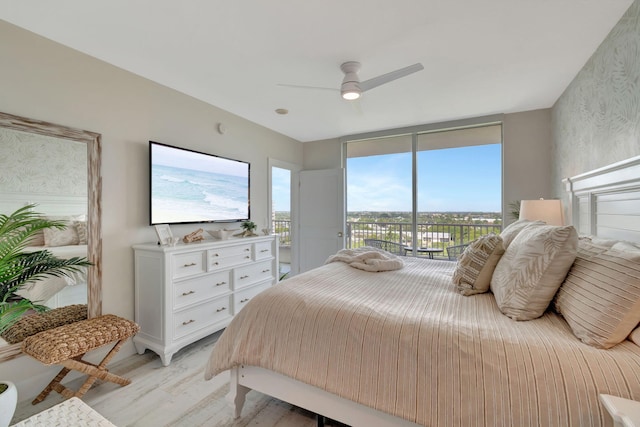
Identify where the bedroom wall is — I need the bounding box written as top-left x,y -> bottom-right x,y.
0,130 -> 87,197
552,0 -> 640,197
0,20 -> 303,399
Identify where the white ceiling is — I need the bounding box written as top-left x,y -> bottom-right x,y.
0,1 -> 633,142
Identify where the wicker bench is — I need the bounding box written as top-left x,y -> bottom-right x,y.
21,314 -> 140,405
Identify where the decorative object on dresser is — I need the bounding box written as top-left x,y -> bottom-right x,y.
21,314 -> 140,404
182,228 -> 204,243
154,224 -> 174,246
238,220 -> 258,237
207,229 -> 235,240
133,234 -> 278,365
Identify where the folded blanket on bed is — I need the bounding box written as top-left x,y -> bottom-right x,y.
325,246 -> 404,272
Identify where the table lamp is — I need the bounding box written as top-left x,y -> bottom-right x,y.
519,199 -> 564,226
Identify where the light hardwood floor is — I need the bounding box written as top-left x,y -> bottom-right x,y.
12,331 -> 343,426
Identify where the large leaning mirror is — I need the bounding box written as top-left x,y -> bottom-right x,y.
0,111 -> 101,361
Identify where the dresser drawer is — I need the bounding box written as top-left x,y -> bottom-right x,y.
172,251 -> 206,279
234,281 -> 272,313
173,270 -> 231,310
254,241 -> 272,260
173,295 -> 232,339
208,244 -> 252,271
233,260 -> 274,290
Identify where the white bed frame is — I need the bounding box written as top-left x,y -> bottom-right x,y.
564,155 -> 640,242
228,155 -> 640,427
0,192 -> 87,217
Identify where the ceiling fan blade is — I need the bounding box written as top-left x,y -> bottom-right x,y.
277,83 -> 338,92
359,63 -> 424,92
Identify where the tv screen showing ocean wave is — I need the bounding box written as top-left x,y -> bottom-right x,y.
150,142 -> 250,224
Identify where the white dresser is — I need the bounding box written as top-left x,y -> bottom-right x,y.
132,235 -> 278,366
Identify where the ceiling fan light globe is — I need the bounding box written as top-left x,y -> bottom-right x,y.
342,91 -> 360,100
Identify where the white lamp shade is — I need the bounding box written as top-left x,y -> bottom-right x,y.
519,199 -> 564,226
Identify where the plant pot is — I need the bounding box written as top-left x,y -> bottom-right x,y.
0,381 -> 17,427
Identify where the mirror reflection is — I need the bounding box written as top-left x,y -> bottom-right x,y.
0,112 -> 101,360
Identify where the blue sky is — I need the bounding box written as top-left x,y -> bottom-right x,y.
347,144 -> 502,212
271,167 -> 291,212
271,144 -> 501,213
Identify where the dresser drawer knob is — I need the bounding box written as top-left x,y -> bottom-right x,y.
240,298 -> 250,303
182,290 -> 195,296
245,256 -> 251,259
212,253 -> 219,257
216,281 -> 227,286
216,307 -> 227,313
182,319 -> 195,325
182,262 -> 197,267
244,248 -> 250,252
262,269 -> 270,273
240,275 -> 249,279
212,262 -> 219,266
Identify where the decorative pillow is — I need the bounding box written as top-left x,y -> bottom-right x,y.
43,225 -> 79,247
0,304 -> 87,344
452,234 -> 505,296
629,326 -> 640,347
554,241 -> 640,348
27,230 -> 45,247
499,219 -> 544,249
491,225 -> 578,320
42,214 -> 85,247
75,221 -> 88,245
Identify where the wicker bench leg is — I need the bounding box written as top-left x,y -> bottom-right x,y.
31,338 -> 132,404
32,366 -> 72,404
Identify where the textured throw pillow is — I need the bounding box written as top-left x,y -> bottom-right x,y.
43,225 -> 79,247
491,225 -> 578,320
499,219 -> 544,249
75,221 -> 88,245
554,241 -> 640,348
27,230 -> 45,247
452,234 -> 505,296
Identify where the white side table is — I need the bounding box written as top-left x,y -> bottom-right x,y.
600,394 -> 640,427
11,397 -> 115,426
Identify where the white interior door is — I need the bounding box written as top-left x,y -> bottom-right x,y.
298,168 -> 345,273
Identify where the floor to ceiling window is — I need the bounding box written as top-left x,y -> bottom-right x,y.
346,122 -> 502,259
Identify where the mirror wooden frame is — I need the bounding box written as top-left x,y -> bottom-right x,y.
0,111 -> 102,361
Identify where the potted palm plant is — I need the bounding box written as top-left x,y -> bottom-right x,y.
240,220 -> 257,237
0,204 -> 91,335
0,380 -> 17,427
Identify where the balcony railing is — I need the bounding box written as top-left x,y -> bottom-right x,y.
272,219 -> 502,258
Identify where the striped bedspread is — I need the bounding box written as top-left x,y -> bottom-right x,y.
205,258 -> 640,426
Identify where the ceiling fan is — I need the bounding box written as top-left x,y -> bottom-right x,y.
279,61 -> 424,101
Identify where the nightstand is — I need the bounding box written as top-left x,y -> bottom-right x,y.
600,394 -> 640,427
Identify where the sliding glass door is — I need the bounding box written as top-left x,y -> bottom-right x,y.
346,123 -> 502,259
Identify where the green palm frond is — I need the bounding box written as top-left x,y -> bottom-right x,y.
0,204 -> 92,334
0,298 -> 48,334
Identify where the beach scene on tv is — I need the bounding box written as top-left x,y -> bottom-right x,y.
151,144 -> 249,224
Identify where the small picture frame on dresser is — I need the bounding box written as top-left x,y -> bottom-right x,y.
154,224 -> 173,246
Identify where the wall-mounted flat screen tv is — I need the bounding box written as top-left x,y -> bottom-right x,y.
149,141 -> 250,225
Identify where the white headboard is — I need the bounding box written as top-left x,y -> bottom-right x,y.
564,155 -> 640,243
0,192 -> 87,217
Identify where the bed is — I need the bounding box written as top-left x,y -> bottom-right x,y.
205,155 -> 640,427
